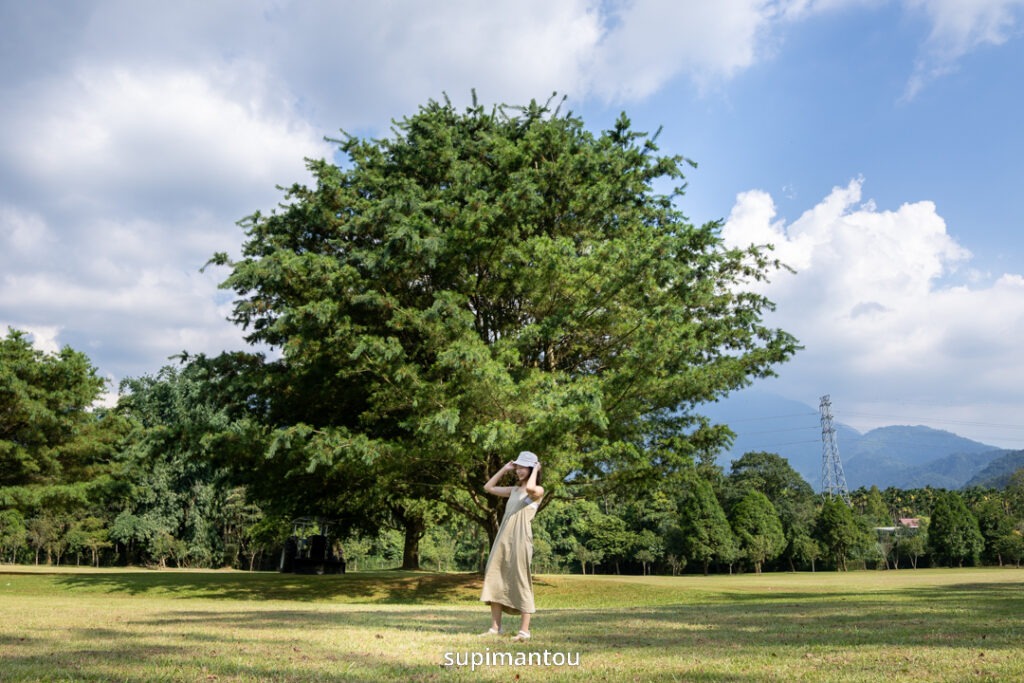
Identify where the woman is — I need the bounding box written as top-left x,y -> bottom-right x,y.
479,450 -> 544,641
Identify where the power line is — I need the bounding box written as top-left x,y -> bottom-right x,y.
739,439 -> 821,449
732,425 -> 820,437
708,406 -> 1024,446
712,412 -> 818,424
839,411 -> 1024,432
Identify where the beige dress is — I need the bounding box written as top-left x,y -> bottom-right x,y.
480,486 -> 539,615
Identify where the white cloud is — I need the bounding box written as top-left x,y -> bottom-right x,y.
723,179 -> 1024,437
4,66 -> 329,217
904,0 -> 1024,98
12,325 -> 63,355
910,0 -> 1024,54
4,2 -> 1013,128
586,0 -> 777,99
0,59 -> 328,383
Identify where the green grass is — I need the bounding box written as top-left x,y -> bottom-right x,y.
2,566 -> 1023,681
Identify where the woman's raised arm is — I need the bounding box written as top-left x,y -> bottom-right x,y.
484,461 -> 515,497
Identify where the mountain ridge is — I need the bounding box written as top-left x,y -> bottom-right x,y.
700,391 -> 1008,490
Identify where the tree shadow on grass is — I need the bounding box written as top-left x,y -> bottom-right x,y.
540,579 -> 1024,652
51,570 -> 486,604
0,635 -> 450,683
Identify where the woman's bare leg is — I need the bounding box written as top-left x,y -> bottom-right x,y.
519,612 -> 531,635
489,603 -> 503,632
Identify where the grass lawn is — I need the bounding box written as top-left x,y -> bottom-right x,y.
1,565 -> 1022,681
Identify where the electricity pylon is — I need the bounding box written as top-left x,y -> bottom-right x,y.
819,394 -> 850,503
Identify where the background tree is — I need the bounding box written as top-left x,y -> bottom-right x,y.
665,552 -> 687,576
113,364 -> 265,567
729,490 -> 785,573
1004,470 -> 1024,522
853,486 -> 892,528
789,533 -> 823,572
209,94 -> 799,550
897,520 -> 928,569
0,329 -> 106,495
65,516 -> 111,567
815,498 -> 871,571
725,451 -> 816,570
25,515 -> 56,565
927,490 -> 984,567
0,328 -> 125,558
0,509 -> 27,563
632,529 -> 663,575
565,499 -> 621,574
671,475 -> 736,574
971,493 -> 1015,566
993,528 -> 1024,567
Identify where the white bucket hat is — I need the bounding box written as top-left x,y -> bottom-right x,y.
513,450 -> 539,468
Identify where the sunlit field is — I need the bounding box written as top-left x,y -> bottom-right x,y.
2,566 -> 1022,681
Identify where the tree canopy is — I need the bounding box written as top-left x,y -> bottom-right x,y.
209,95 -> 799,550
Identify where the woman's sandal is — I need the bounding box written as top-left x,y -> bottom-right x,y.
479,627 -> 503,636
512,630 -> 531,642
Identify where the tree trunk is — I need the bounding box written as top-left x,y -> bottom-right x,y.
484,498 -> 505,548
401,516 -> 425,570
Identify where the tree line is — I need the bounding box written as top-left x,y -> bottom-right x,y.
2,95 -> 1020,573
3,327 -> 1021,573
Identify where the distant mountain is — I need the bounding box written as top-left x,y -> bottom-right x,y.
964,451 -> 1024,489
896,451 -> 1007,490
700,391 -> 1004,491
844,444 -> 1005,490
842,425 -> 1001,490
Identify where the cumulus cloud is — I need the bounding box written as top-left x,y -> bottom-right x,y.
3,66 -> 327,216
723,179 -> 1024,441
0,60 -> 328,385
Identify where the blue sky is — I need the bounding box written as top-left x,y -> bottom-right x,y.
2,1 -> 1023,447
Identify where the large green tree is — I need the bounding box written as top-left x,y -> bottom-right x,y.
211,95 -> 799,549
